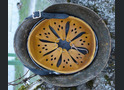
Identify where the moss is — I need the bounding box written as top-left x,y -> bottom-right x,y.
104,19 -> 108,25
106,0 -> 109,3
109,63 -> 115,67
104,75 -> 109,81
112,6 -> 115,12
93,7 -> 99,14
60,87 -> 77,90
67,0 -> 71,2
86,80 -> 94,89
33,84 -> 46,90
18,85 -> 26,90
110,32 -> 115,39
33,84 -> 41,90
104,75 -> 111,86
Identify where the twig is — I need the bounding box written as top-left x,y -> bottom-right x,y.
8,73 -> 37,86
8,70 -> 37,86
8,81 -> 23,86
8,70 -> 29,84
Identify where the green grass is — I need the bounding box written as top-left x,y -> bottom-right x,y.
35,0 -> 51,11
14,57 -> 24,90
8,60 -> 22,65
13,1 -> 30,89
8,53 -> 23,89
19,0 -> 30,24
8,53 -> 17,57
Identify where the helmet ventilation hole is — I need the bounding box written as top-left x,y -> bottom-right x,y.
43,28 -> 45,30
81,43 -> 83,45
44,33 -> 47,35
80,39 -> 82,41
39,34 -> 41,36
54,57 -> 56,60
71,29 -> 73,32
46,36 -> 49,38
46,59 -> 48,61
51,55 -> 53,57
54,22 -> 56,24
61,27 -> 63,29
38,44 -> 40,46
75,31 -> 77,34
51,58 -> 53,61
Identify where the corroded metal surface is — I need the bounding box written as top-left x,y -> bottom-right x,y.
14,3 -> 111,87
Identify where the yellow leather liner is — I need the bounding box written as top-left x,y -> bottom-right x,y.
28,39 -> 58,59
58,49 -> 78,73
70,34 -> 95,52
28,16 -> 96,74
35,19 -> 59,43
66,17 -> 94,42
49,18 -> 69,40
68,49 -> 93,70
37,47 -> 62,71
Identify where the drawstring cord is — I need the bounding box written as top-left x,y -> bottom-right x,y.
57,38 -> 61,41
69,39 -> 71,43
62,50 -> 65,53
54,42 -> 57,46
55,38 -> 88,53
57,47 -> 61,51
55,38 -> 61,46
71,44 -> 88,53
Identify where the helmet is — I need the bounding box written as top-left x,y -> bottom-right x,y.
14,3 -> 111,87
